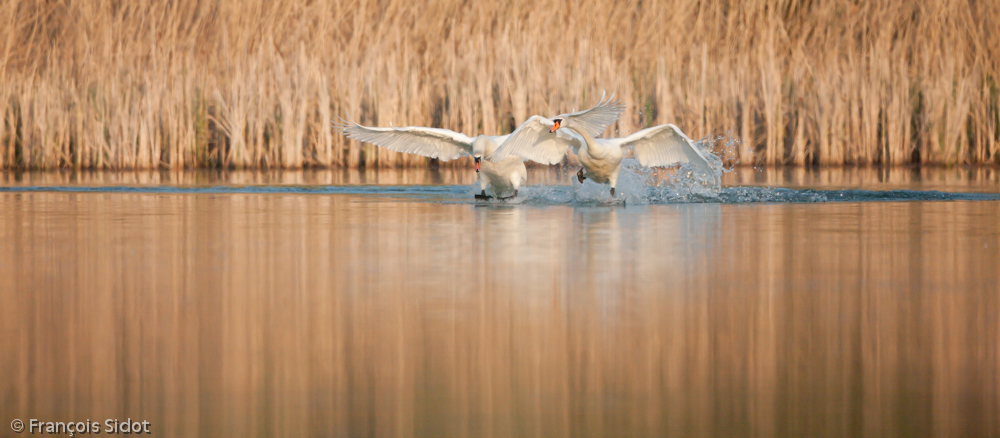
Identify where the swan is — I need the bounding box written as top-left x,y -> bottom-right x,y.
334,93 -> 624,199
489,116 -> 719,196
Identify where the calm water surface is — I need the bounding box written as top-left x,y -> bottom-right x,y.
2,168 -> 999,437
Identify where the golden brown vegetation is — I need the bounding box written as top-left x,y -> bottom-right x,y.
0,0 -> 998,169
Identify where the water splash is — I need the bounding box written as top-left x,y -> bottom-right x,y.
480,184 -> 1000,206
473,131 -> 737,205
699,133 -> 742,168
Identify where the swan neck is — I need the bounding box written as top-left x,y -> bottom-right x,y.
475,135 -> 499,157
563,125 -> 604,157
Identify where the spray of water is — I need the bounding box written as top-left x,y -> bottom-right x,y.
465,134 -> 1000,206
3,182 -> 995,204
472,134 -> 741,205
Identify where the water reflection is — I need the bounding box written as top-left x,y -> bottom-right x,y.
1,191 -> 998,437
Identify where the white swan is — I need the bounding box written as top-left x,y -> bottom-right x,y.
489,116 -> 719,196
335,94 -> 624,199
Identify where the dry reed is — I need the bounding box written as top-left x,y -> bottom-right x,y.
0,0 -> 998,169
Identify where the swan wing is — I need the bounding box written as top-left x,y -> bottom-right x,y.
557,91 -> 626,137
487,116 -> 581,164
334,119 -> 474,161
613,124 -> 715,176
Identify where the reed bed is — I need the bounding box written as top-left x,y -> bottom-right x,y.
0,0 -> 997,169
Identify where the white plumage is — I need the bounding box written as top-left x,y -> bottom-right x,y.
491,116 -> 718,196
335,92 -> 625,198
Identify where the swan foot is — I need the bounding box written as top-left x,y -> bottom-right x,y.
497,190 -> 518,201
576,169 -> 586,183
610,188 -> 615,196
475,190 -> 493,200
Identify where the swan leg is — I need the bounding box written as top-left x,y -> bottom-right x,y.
576,168 -> 587,183
608,168 -> 620,197
495,171 -> 523,200
475,189 -> 494,200
510,173 -> 523,194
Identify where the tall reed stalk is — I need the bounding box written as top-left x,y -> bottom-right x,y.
0,0 -> 997,169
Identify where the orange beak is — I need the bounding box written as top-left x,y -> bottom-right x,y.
549,120 -> 561,133
474,157 -> 481,172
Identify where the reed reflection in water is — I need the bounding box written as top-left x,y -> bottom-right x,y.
1,192 -> 999,437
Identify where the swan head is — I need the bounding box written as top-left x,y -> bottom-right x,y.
472,136 -> 489,172
549,118 -> 563,133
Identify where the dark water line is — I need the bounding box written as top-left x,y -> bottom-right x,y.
2,184 -> 999,204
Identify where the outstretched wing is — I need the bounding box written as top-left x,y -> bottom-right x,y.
612,124 -> 716,178
487,116 -> 582,164
488,93 -> 623,164
334,118 -> 474,161
556,91 -> 625,137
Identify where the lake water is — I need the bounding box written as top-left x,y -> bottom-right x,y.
2,167 -> 999,437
